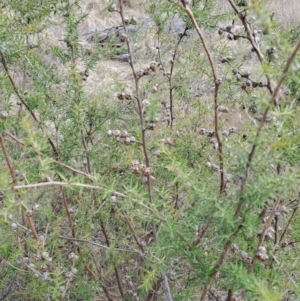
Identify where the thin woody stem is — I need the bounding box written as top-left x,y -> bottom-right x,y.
0,134 -> 40,242
100,218 -> 125,300
181,2 -> 224,193
200,39 -> 300,301
14,181 -> 128,199
226,0 -> 275,97
0,134 -> 17,185
279,207 -> 298,243
247,198 -> 280,273
0,50 -> 59,159
118,1 -> 173,299
121,209 -> 145,253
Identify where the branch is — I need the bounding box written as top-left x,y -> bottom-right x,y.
247,198 -> 280,273
51,160 -> 95,180
118,1 -> 173,299
279,207 -> 298,243
4,131 -> 25,146
226,0 -> 275,96
14,181 -> 128,198
0,134 -> 17,185
58,236 -> 141,254
181,2 -> 224,193
200,39 -> 300,300
0,50 -> 59,158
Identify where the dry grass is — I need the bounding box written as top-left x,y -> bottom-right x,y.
266,0 -> 300,28
216,0 -> 300,28
6,0 -> 298,124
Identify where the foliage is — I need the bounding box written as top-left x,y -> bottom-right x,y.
0,0 -> 300,300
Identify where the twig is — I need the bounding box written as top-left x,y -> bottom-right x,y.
58,236 -> 141,254
178,232 -> 192,250
14,181 -> 101,190
226,0 -> 275,96
248,198 -> 280,273
0,134 -> 17,185
226,0 -> 264,62
274,214 -> 279,245
121,210 -> 145,252
180,1 -> 224,194
60,187 -> 80,254
118,1 -> 173,300
100,218 -> 125,300
25,213 -> 40,242
200,224 -> 243,300
134,200 -> 167,222
279,207 -> 298,243
4,131 -> 25,146
163,273 -> 174,301
200,40 -> 300,300
52,160 -> 95,180
90,257 -> 114,301
0,135 -> 39,242
7,216 -> 31,232
145,276 -> 163,301
193,222 -> 210,246
14,181 -> 128,198
81,129 -> 92,174
225,289 -> 233,301
270,253 -> 297,288
167,26 -> 189,128
0,50 -> 59,158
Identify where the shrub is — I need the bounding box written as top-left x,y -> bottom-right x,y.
0,0 -> 300,300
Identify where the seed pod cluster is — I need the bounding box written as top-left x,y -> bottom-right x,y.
124,16 -> 138,25
117,92 -> 133,100
228,127 -> 237,134
233,69 -> 250,79
119,33 -> 127,42
65,271 -> 74,279
215,78 -> 222,85
15,251 -> 57,281
26,209 -> 33,217
153,150 -> 161,158
221,127 -> 237,137
130,160 -> 154,179
256,246 -> 268,262
136,61 -> 157,79
239,250 -> 251,263
265,226 -> 274,240
227,33 -> 235,40
158,137 -> 174,146
80,70 -> 89,81
208,137 -> 218,150
232,69 -> 265,90
107,129 -> 136,145
68,252 -> 79,262
218,22 -> 244,41
147,122 -> 156,130
220,56 -> 233,63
